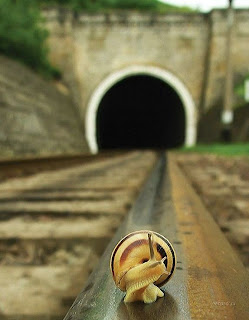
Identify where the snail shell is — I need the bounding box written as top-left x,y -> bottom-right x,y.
110,230 -> 176,303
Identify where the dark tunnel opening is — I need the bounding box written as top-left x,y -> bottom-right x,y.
96,75 -> 186,150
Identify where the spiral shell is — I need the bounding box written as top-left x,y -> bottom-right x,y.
110,230 -> 176,303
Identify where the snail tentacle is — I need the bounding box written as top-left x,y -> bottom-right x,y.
148,232 -> 155,260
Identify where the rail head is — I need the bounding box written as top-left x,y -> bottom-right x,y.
63,153 -> 249,320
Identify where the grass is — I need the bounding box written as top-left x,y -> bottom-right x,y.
179,143 -> 249,156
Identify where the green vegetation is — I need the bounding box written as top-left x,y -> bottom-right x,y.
37,0 -> 193,13
235,74 -> 249,101
0,0 -> 59,78
179,143 -> 249,156
0,0 -> 193,76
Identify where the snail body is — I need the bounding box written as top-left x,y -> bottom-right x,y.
110,230 -> 176,303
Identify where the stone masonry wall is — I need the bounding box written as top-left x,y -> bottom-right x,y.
0,55 -> 87,158
45,9 -> 208,121
204,10 -> 249,110
44,8 -> 249,123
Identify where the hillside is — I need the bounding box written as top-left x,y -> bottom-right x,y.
0,55 -> 87,158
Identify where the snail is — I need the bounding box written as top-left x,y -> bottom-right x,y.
110,230 -> 176,303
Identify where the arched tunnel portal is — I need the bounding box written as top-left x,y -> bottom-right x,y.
97,75 -> 185,150
86,66 -> 196,153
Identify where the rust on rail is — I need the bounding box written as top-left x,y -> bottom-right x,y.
63,153 -> 249,320
169,154 -> 249,319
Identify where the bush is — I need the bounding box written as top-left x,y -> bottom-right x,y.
38,0 -> 193,13
0,0 -> 60,78
235,74 -> 249,102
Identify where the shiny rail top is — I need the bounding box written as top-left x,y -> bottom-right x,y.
63,153 -> 249,320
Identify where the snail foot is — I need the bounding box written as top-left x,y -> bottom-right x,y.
124,283 -> 164,304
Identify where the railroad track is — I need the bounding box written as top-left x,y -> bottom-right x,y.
0,151 -> 158,320
0,151 -> 129,183
0,151 -> 248,319
64,153 -> 249,320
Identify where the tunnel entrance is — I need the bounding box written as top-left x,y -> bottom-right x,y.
96,75 -> 186,150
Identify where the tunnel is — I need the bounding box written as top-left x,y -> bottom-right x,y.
96,74 -> 186,150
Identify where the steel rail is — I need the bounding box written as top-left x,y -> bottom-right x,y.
63,153 -> 249,320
